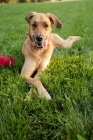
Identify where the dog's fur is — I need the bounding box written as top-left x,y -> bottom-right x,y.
21,12 -> 81,99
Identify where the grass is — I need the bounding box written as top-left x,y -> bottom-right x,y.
0,0 -> 93,140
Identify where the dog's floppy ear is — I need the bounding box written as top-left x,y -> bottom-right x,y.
25,12 -> 37,23
46,13 -> 62,29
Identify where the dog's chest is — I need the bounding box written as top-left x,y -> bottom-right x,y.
37,46 -> 54,70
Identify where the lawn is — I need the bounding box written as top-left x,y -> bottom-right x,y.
0,0 -> 93,140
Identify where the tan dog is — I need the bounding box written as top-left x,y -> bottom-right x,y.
21,12 -> 81,99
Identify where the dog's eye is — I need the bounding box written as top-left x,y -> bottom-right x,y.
43,24 -> 48,28
32,23 -> 37,28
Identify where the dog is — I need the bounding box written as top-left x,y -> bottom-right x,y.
21,12 -> 81,100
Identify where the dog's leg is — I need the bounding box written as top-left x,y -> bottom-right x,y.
65,36 -> 82,48
51,34 -> 82,49
22,75 -> 52,100
25,76 -> 51,100
21,59 -> 51,100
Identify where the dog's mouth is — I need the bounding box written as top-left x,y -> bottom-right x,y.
35,42 -> 46,48
34,35 -> 47,49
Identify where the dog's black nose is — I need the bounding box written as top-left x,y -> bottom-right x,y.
36,35 -> 43,42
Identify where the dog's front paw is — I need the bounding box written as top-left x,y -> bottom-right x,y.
38,87 -> 52,100
45,93 -> 52,100
41,89 -> 52,100
68,36 -> 82,41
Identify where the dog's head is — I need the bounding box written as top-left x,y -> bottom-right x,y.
25,12 -> 62,48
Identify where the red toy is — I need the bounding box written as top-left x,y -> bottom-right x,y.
0,56 -> 15,67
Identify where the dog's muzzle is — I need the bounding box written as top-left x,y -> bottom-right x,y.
34,35 -> 46,48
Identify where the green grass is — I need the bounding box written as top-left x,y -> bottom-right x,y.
0,0 -> 93,140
